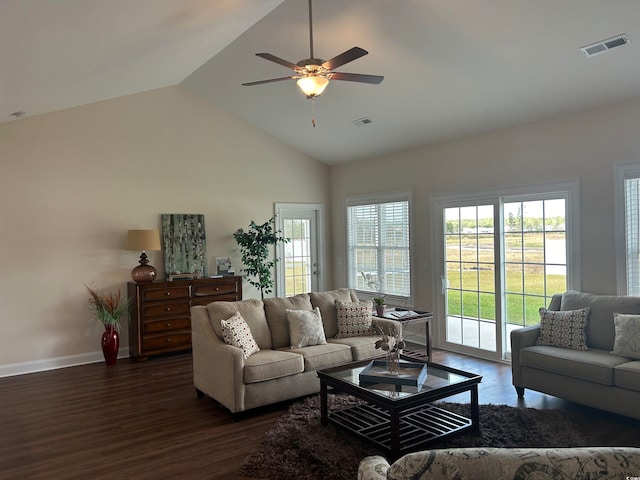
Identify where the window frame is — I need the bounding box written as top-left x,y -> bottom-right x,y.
345,190 -> 413,305
614,162 -> 640,295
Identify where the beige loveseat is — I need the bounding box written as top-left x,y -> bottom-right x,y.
358,447 -> 640,480
190,288 -> 401,415
511,290 -> 640,420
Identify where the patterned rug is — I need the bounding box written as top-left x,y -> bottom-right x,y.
240,395 -> 589,480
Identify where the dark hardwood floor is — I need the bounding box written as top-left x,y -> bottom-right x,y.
1,349 -> 639,480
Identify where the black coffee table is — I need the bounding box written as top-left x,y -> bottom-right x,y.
317,356 -> 482,460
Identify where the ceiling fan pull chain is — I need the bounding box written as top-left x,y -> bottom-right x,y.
311,97 -> 316,127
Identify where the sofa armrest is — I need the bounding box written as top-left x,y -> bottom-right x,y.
357,455 -> 389,480
372,317 -> 402,337
510,325 -> 540,388
191,305 -> 246,413
511,325 -> 540,349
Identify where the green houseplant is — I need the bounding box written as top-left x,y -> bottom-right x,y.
372,295 -> 386,306
233,216 -> 289,299
86,284 -> 130,365
372,295 -> 387,316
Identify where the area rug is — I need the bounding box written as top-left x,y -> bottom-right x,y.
240,395 -> 589,480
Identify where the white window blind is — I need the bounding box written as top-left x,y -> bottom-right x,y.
346,193 -> 411,298
625,177 -> 640,296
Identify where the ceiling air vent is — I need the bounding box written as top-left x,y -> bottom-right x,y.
580,34 -> 630,57
351,117 -> 373,127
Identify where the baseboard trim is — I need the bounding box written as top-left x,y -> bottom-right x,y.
0,348 -> 131,378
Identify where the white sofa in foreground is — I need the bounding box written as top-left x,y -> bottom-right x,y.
358,447 -> 640,480
190,288 -> 401,415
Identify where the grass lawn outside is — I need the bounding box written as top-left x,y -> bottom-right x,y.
446,231 -> 566,327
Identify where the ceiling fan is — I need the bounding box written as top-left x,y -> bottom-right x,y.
242,0 -> 384,100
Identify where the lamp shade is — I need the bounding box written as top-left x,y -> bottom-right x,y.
127,230 -> 161,251
297,76 -> 329,97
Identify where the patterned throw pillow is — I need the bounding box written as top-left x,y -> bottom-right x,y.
612,313 -> 640,359
221,312 -> 260,359
535,307 -> 590,350
335,300 -> 375,338
286,307 -> 327,349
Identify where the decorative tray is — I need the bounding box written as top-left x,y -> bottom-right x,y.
359,359 -> 428,387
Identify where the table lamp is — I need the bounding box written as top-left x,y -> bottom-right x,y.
127,229 -> 162,283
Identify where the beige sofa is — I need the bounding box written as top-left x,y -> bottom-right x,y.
511,290 -> 640,420
190,288 -> 401,415
358,447 -> 640,480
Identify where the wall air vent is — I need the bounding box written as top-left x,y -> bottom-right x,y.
351,117 -> 373,127
580,34 -> 630,57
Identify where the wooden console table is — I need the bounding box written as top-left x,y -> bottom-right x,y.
128,276 -> 242,361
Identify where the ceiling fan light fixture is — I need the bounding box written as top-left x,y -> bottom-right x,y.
297,76 -> 329,97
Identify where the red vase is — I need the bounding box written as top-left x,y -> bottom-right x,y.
101,325 -> 119,366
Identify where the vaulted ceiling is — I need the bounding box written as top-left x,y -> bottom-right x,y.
3,0 -> 640,164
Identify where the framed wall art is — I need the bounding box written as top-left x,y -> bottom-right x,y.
161,214 -> 208,277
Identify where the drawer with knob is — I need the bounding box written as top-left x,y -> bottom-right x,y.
142,333 -> 191,352
140,286 -> 189,302
144,317 -> 191,334
192,281 -> 239,298
141,301 -> 190,318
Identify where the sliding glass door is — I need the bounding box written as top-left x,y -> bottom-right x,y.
434,182 -> 577,359
444,205 -> 498,352
503,198 -> 567,352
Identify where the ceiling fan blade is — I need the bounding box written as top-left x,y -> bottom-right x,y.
255,53 -> 300,71
329,72 -> 384,84
242,76 -> 294,86
322,47 -> 368,70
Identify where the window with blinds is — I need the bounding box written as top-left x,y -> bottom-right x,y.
346,192 -> 411,298
625,177 -> 640,296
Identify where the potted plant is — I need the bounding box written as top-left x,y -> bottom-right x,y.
373,295 -> 387,316
233,216 -> 289,299
86,284 -> 130,366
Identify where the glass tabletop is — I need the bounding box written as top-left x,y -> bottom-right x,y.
321,358 -> 478,400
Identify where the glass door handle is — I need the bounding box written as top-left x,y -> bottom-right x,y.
441,275 -> 449,294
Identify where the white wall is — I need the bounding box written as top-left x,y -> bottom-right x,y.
330,98 -> 640,315
0,86 -> 331,372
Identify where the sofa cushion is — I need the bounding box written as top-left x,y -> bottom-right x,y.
535,307 -> 590,351
560,290 -> 640,351
358,455 -> 389,480
328,335 -> 381,361
309,288 -> 359,338
285,343 -> 352,371
520,346 -> 630,385
614,361 -> 640,392
335,300 -> 375,338
263,294 -> 313,349
612,314 -> 640,360
205,299 -> 272,349
221,312 -> 260,359
243,349 -> 304,384
286,307 -> 327,348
